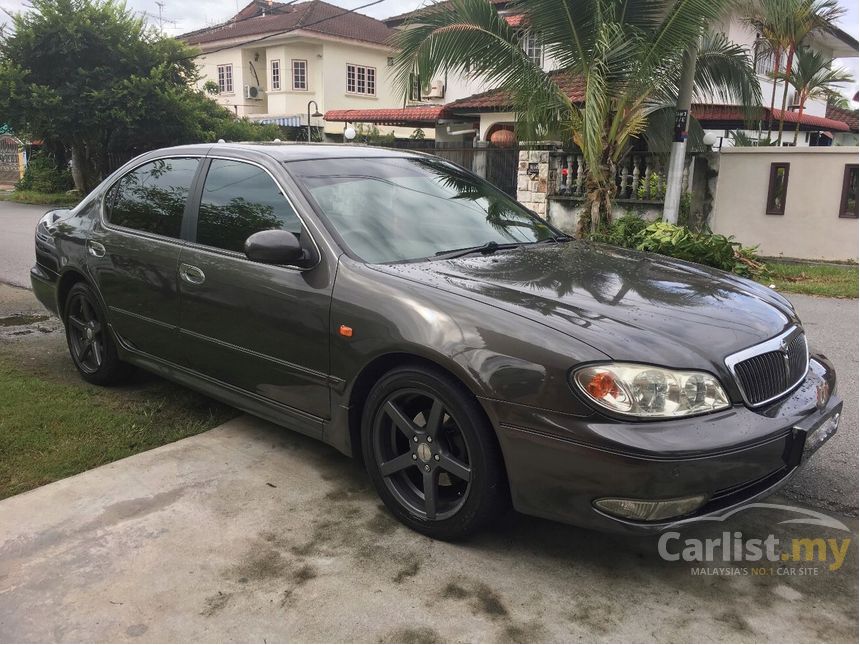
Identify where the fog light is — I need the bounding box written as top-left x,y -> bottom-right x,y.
594,494 -> 707,521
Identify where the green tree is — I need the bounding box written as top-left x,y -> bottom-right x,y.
745,0 -> 843,144
0,0 -> 280,192
787,46 -> 853,144
393,0 -> 760,234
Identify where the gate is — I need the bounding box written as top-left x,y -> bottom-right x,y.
0,136 -> 21,184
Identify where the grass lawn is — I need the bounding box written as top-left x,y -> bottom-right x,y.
762,262 -> 858,299
0,190 -> 81,207
0,352 -> 236,500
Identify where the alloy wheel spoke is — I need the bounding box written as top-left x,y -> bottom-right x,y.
68,315 -> 87,332
379,451 -> 416,477
79,341 -> 92,361
423,470 -> 438,520
438,453 -> 471,482
80,298 -> 94,322
385,400 -> 417,438
424,398 -> 444,439
91,338 -> 102,366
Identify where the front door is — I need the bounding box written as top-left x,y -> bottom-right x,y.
88,156 -> 201,360
177,157 -> 333,424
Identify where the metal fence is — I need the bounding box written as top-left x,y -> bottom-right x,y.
382,140 -> 521,198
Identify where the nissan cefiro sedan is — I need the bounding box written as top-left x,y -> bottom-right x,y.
31,144 -> 841,539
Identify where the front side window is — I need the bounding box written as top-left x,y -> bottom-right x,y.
196,159 -> 302,253
217,64 -> 233,93
347,63 -> 376,95
766,162 -> 790,215
292,59 -> 307,90
106,158 -> 200,238
523,32 -> 543,67
840,164 -> 859,218
270,60 -> 281,91
288,157 -> 555,263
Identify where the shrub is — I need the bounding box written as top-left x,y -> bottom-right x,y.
16,153 -> 74,193
587,218 -> 765,278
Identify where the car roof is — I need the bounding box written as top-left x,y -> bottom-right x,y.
153,142 -> 426,163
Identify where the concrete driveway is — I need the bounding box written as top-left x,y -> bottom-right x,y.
0,416 -> 857,643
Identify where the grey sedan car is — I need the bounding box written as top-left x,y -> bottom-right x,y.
31,144 -> 840,539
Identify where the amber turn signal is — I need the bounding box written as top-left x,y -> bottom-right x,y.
339,324 -> 353,338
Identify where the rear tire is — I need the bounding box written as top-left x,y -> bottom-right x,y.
64,282 -> 129,386
361,365 -> 508,540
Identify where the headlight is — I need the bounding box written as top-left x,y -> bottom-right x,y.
572,363 -> 730,418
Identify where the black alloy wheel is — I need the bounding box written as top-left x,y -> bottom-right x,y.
362,366 -> 508,540
64,282 -> 128,385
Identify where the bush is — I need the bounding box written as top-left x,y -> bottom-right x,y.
16,153 -> 74,193
588,218 -> 765,278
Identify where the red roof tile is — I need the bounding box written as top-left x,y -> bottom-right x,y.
384,0 -> 510,27
825,104 -> 859,132
691,104 -> 850,131
324,106 -> 450,126
181,0 -> 393,47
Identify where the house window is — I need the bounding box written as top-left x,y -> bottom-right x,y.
523,32 -> 543,67
753,41 -> 785,77
270,60 -> 281,91
765,162 -> 790,215
346,64 -> 376,96
217,64 -> 233,94
292,59 -> 307,91
839,164 -> 859,218
409,73 -> 421,101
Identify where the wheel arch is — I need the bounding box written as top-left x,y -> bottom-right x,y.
57,268 -> 91,316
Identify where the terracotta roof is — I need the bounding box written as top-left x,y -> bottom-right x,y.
384,0 -> 510,26
825,104 -> 859,133
324,106 -> 450,126
181,0 -> 394,47
445,72 -> 586,112
504,14 -> 525,28
691,104 -> 850,131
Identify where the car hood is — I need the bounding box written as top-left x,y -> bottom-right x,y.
372,242 -> 799,372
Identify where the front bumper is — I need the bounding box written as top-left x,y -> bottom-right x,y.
489,354 -> 841,533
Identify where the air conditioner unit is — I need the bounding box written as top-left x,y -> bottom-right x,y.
244,85 -> 264,100
425,79 -> 445,99
789,90 -> 801,110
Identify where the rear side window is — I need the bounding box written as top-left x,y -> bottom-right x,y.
196,159 -> 302,253
107,158 -> 200,238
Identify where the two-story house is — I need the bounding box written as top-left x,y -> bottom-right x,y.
181,0 -> 408,138
323,0 -> 857,147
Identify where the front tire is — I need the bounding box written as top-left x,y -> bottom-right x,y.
361,365 -> 508,540
64,282 -> 129,385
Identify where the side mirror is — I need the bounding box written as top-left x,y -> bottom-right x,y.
244,229 -> 307,266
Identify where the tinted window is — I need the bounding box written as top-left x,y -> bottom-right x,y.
197,159 -> 301,253
108,158 -> 199,238
289,157 -> 555,263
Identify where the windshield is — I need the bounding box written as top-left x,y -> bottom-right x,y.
288,156 -> 558,263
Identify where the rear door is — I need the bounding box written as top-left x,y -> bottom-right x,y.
88,156 -> 201,360
177,156 -> 334,427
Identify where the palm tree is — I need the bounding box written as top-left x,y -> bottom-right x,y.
788,46 -> 853,144
392,0 -> 760,234
745,0 -> 843,144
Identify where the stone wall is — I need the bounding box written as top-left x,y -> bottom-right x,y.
516,149 -> 551,216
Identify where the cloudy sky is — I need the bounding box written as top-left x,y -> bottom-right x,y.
1,0 -> 858,98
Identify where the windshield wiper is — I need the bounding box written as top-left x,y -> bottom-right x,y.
434,240 -> 522,260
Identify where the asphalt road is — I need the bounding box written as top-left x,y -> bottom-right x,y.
1,199 -> 856,515
0,201 -> 50,288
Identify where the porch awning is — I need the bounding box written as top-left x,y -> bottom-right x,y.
324,106 -> 449,127
251,115 -> 303,127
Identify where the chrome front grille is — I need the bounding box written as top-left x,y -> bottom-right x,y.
725,328 -> 809,407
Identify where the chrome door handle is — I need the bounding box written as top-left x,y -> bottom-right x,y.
179,263 -> 206,285
87,241 -> 106,258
